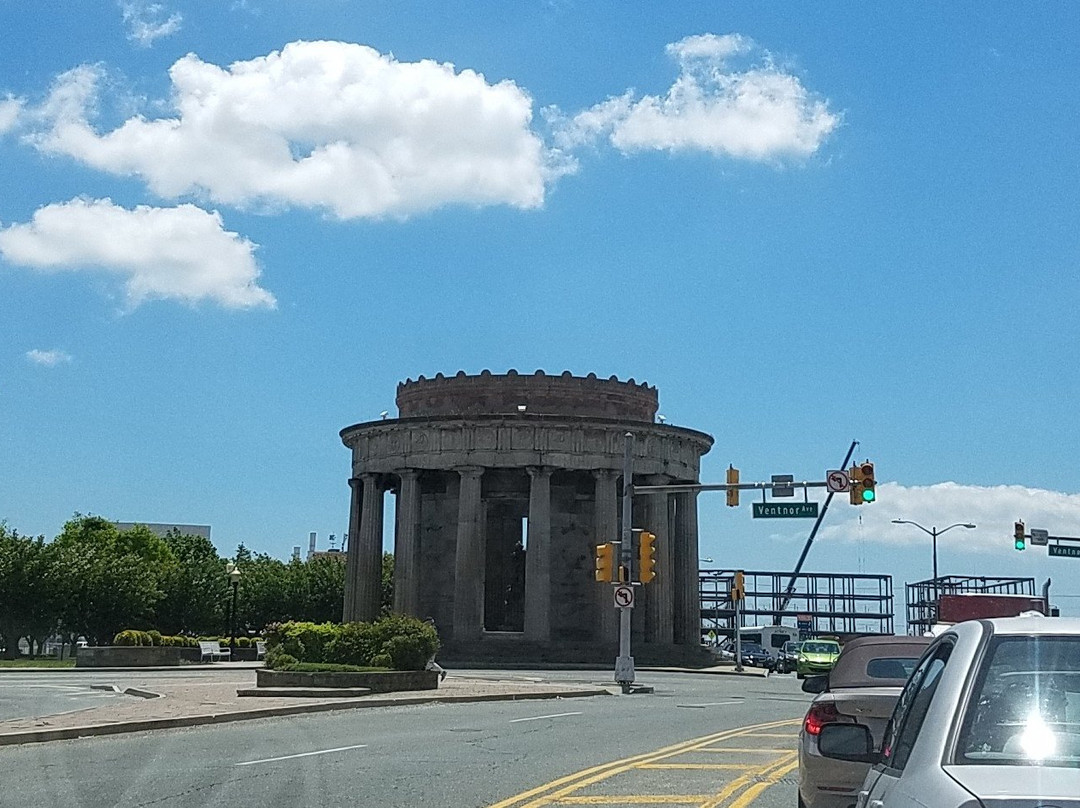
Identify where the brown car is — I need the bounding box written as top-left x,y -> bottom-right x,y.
797,634 -> 932,808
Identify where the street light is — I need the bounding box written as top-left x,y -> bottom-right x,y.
891,520 -> 976,581
226,561 -> 242,654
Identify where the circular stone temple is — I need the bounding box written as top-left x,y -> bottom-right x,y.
339,370 -> 715,665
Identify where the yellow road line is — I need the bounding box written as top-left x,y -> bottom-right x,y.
638,763 -> 751,770
697,751 -> 798,808
487,719 -> 800,808
751,732 -> 799,738
700,747 -> 792,753
724,759 -> 800,808
557,797 -> 710,805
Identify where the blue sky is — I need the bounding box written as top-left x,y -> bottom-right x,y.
2,2 -> 1079,616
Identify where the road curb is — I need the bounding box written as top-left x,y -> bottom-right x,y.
0,688 -> 611,746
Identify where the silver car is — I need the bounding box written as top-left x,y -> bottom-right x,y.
797,634 -> 931,808
817,616 -> 1080,807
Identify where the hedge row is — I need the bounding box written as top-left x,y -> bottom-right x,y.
263,615 -> 438,671
112,631 -> 200,647
112,631 -> 265,648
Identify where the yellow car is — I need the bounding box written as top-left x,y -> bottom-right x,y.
796,639 -> 841,679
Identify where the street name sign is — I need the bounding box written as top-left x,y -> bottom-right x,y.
753,502 -> 819,519
1030,528 -> 1049,546
1049,544 -> 1080,558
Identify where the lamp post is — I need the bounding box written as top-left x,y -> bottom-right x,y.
226,561 -> 242,654
891,520 -> 976,582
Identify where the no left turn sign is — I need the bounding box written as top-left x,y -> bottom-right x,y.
613,585 -> 635,609
826,469 -> 850,493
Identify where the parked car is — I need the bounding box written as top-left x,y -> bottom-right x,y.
816,617 -> 1080,808
737,641 -> 773,668
797,634 -> 932,808
797,639 -> 842,678
775,640 -> 803,674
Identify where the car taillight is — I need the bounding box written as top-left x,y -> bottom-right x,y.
804,702 -> 839,736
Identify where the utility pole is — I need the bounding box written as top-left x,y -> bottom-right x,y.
614,432 -> 635,693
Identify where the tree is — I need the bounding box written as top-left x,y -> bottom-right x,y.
52,515 -> 170,645
0,525 -> 59,659
156,530 -> 227,636
232,549 -> 289,633
381,551 -> 394,614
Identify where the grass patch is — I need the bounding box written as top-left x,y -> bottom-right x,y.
275,662 -> 391,673
0,658 -> 77,668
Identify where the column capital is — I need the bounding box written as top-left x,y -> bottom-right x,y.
398,468 -> 420,481
348,477 -> 361,489
526,465 -> 553,479
592,468 -> 617,481
454,465 -> 484,479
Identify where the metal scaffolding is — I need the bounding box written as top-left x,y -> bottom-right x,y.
905,575 -> 1036,636
700,569 -> 894,641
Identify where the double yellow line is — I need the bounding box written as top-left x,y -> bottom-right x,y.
489,718 -> 800,808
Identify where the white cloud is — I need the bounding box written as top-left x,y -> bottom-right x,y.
26,349 -> 72,366
554,32 -> 839,161
119,1 -> 182,48
0,96 -> 22,134
820,481 -> 1080,555
0,198 -> 275,310
25,41 -> 560,219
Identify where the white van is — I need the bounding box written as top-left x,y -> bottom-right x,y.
737,625 -> 801,658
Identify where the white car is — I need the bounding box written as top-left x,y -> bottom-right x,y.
816,616 -> 1080,807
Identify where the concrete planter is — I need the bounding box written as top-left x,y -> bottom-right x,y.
76,646 -> 181,668
256,668 -> 439,692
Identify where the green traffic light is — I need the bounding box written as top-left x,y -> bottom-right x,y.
1015,539 -> 1026,551
862,489 -> 875,502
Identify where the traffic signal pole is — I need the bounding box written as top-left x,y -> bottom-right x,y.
615,432 -> 636,693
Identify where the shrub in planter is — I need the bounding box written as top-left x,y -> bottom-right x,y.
147,630 -> 163,647
237,636 -> 251,648
325,621 -> 375,666
113,630 -> 142,646
265,649 -> 297,670
367,614 -> 439,671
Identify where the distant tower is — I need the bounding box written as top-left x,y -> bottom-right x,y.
308,532 -> 317,560
292,546 -> 301,562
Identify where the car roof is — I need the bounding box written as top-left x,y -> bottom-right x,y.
985,616 -> 1080,636
827,635 -> 932,688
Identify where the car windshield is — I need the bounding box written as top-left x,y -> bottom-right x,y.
802,642 -> 838,654
956,636 -> 1080,767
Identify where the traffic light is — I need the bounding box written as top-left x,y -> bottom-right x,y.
639,531 -> 657,583
731,570 -> 745,601
1014,521 -> 1026,551
860,462 -> 876,503
595,543 -> 615,582
849,464 -> 866,505
726,465 -> 740,507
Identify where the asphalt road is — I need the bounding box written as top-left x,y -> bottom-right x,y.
0,673 -> 124,722
0,669 -> 812,808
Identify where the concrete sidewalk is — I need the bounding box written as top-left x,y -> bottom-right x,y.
0,671 -> 612,746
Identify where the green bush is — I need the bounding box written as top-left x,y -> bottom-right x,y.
112,630 -> 142,646
237,636 -> 251,648
325,621 -> 375,666
262,615 -> 438,671
367,614 -> 439,671
266,649 -> 297,670
275,661 -> 387,673
147,630 -> 163,647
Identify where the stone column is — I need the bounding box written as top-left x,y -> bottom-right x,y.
524,466 -> 552,641
593,469 -> 620,645
354,473 -> 384,622
342,476 -> 363,622
644,478 -> 673,645
393,470 -> 421,616
453,466 -> 485,642
673,490 -> 701,645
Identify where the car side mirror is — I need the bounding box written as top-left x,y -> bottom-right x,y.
801,675 -> 829,694
818,723 -> 880,764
